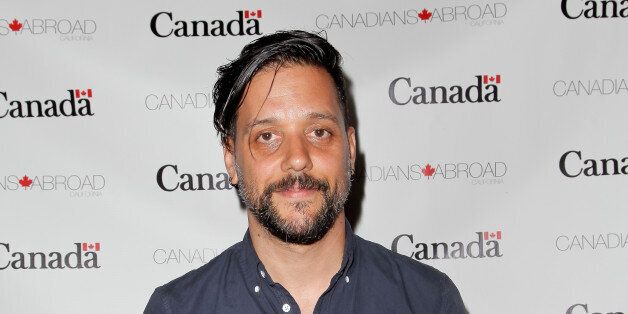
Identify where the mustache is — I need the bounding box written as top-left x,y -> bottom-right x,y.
264,173 -> 330,194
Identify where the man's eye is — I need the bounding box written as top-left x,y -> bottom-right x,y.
258,132 -> 275,142
313,129 -> 330,138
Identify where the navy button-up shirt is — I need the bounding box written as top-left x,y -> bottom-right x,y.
145,222 -> 467,313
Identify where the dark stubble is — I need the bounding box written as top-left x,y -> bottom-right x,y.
236,160 -> 352,245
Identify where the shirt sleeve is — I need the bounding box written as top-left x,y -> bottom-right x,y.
144,287 -> 171,314
438,275 -> 468,314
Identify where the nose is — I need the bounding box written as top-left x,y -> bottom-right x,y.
280,133 -> 313,174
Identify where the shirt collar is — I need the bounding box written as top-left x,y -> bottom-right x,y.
240,219 -> 356,285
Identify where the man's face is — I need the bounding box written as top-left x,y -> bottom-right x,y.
224,64 -> 356,244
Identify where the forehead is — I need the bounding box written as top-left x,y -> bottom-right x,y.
237,64 -> 342,128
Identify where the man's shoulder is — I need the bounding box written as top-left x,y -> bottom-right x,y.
356,235 -> 449,286
144,242 -> 243,313
354,235 -> 466,312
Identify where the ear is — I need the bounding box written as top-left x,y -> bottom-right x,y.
346,126 -> 357,171
223,138 -> 239,186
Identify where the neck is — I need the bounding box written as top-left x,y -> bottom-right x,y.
248,212 -> 346,291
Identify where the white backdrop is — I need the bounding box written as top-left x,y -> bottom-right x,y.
1,1 -> 627,313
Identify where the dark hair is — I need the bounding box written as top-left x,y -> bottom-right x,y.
212,30 -> 350,148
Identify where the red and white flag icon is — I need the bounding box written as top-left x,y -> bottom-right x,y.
483,74 -> 501,84
75,89 -> 92,98
483,231 -> 502,241
244,10 -> 262,19
82,242 -> 100,251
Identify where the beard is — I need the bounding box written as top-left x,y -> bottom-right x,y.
235,160 -> 353,245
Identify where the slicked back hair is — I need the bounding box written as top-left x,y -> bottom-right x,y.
212,30 -> 350,149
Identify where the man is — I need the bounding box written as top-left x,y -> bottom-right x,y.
145,30 -> 467,314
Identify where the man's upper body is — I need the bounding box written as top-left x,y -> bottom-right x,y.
145,30 -> 466,314
144,217 -> 466,314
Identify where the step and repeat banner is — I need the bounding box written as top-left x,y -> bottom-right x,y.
1,0 -> 626,313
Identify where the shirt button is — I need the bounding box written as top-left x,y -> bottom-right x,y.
282,304 -> 291,312
260,270 -> 266,278
345,275 -> 350,284
254,285 -> 260,293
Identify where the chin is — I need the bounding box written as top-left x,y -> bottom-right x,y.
279,204 -> 316,220
278,203 -> 321,223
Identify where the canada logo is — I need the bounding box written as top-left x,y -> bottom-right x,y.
418,9 -> 433,22
414,4 -> 507,25
1,242 -> 102,270
392,230 -> 504,260
1,17 -> 97,37
8,19 -> 22,32
1,88 -> 94,119
18,175 -> 32,189
421,164 -> 436,178
82,242 -> 101,251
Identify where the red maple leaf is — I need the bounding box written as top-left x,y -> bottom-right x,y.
418,9 -> 432,21
19,175 -> 32,188
9,19 -> 22,32
422,164 -> 436,177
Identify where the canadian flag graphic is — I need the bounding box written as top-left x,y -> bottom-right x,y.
483,231 -> 502,241
244,10 -> 262,19
483,75 -> 501,84
82,242 -> 101,251
75,89 -> 93,98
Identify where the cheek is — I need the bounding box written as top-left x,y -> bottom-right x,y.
311,147 -> 348,177
238,155 -> 279,188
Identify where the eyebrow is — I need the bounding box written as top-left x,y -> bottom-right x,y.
246,112 -> 339,130
247,117 -> 278,130
306,112 -> 339,123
